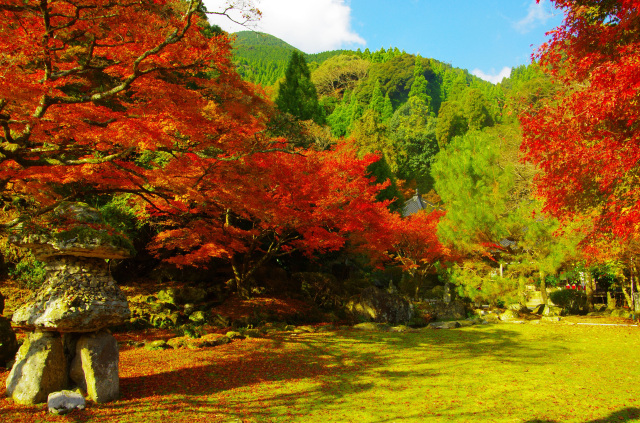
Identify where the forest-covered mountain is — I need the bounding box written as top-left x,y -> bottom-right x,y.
231,31 -> 549,196
232,31 -> 350,86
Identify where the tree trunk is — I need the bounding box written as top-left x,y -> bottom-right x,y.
585,271 -> 594,312
539,270 -> 548,305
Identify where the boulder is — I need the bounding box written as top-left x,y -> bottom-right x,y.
180,287 -> 207,304
499,309 -> 520,321
70,330 -> 120,403
541,316 -> 561,322
11,256 -> 130,332
346,287 -> 413,325
428,321 -> 461,329
0,315 -> 19,366
353,322 -> 390,331
543,305 -> 564,317
225,331 -> 245,340
48,390 -> 85,415
610,308 -> 634,319
416,300 -> 466,321
188,310 -> 207,323
6,331 -> 69,404
145,340 -> 171,351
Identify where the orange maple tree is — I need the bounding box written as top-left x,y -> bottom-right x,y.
0,0 -> 264,222
521,0 -> 640,243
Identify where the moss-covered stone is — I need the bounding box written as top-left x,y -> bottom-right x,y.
6,332 -> 68,404
144,340 -> 171,351
70,330 -> 119,403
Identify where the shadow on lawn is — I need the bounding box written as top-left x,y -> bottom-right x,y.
524,406 -> 640,423
106,326 -> 568,421
108,334 -> 384,421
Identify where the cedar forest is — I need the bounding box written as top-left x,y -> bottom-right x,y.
1,0 -> 639,309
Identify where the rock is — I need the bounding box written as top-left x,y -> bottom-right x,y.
543,305 -> 564,317
541,316 -> 561,322
70,330 -> 119,403
483,313 -> 500,323
225,331 -> 245,340
48,390 -> 85,415
390,325 -> 410,332
346,287 -> 413,325
416,300 -> 467,321
610,309 -> 634,318
459,319 -> 478,327
428,321 -> 461,329
180,287 -> 207,304
0,315 -> 19,366
188,311 -> 207,323
353,322 -> 390,331
531,304 -> 545,315
499,309 -> 520,321
145,340 -> 171,351
6,331 -> 68,404
11,256 -> 130,332
157,288 -> 179,306
243,329 -> 262,338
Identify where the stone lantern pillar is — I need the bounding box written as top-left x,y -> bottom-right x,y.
5,204 -> 132,405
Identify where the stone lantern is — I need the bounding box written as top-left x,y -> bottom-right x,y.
5,203 -> 132,405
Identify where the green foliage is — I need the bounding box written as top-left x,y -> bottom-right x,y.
8,253 -> 46,290
549,289 -> 588,315
433,130 -> 514,252
450,264 -> 522,305
232,31 -> 350,87
408,55 -> 431,109
276,51 -> 325,124
435,101 -> 467,147
311,54 -> 370,98
389,97 -> 439,192
463,89 -> 494,131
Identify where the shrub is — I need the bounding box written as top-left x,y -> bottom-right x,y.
8,254 -> 46,290
549,289 -> 588,315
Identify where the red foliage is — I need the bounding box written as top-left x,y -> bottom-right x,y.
389,210 -> 459,274
0,0 -> 268,210
521,0 -> 640,242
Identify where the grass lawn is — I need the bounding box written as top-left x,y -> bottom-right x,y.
1,322 -> 639,422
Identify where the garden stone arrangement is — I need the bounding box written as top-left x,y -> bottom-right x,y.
5,204 -> 132,405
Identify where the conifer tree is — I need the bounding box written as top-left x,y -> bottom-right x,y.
409,56 -> 431,110
369,79 -> 385,115
382,94 -> 394,122
276,51 -> 324,123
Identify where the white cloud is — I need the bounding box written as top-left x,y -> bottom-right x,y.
472,67 -> 512,84
513,0 -> 554,33
204,0 -> 366,53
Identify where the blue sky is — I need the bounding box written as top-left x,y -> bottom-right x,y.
205,0 -> 565,83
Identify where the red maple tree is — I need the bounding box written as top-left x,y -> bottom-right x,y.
0,0 -> 264,222
521,0 -> 640,242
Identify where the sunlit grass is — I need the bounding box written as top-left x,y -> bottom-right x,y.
1,323 -> 639,422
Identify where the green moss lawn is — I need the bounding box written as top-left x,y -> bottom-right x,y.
1,322 -> 639,422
